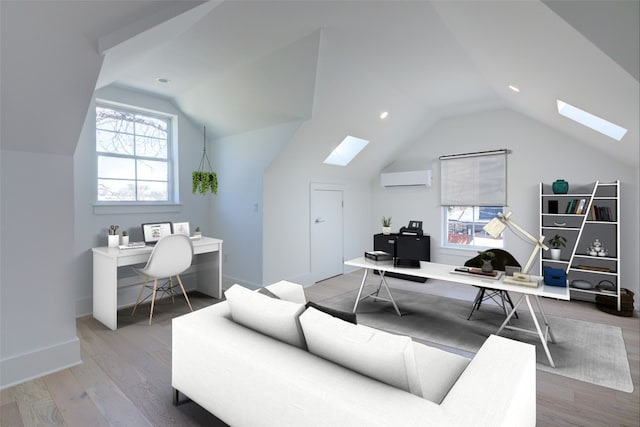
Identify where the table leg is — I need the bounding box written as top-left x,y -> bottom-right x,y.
378,272 -> 401,316
525,295 -> 556,368
533,295 -> 556,343
352,268 -> 369,313
497,294 -> 556,368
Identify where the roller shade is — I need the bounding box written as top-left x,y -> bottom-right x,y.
440,150 -> 507,206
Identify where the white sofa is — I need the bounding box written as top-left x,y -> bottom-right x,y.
172,281 -> 536,427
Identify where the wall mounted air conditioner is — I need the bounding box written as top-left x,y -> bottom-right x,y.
380,170 -> 432,187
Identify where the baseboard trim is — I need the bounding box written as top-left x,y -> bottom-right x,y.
0,337 -> 81,390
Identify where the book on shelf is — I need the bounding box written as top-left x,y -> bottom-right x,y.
575,198 -> 587,214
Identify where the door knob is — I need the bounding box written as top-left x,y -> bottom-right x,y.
315,218 -> 325,223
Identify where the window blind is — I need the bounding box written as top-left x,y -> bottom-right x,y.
440,150 -> 507,206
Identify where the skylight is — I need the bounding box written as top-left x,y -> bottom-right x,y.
323,135 -> 369,166
556,99 -> 627,141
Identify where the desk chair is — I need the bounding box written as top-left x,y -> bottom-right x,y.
465,249 -> 520,320
132,234 -> 194,324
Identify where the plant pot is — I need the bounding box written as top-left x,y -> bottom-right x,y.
552,179 -> 569,194
550,248 -> 561,260
121,235 -> 129,246
481,259 -> 493,273
382,227 -> 391,235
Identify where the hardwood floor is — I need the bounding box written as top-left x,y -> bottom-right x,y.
2,272 -> 638,426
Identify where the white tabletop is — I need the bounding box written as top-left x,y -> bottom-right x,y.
92,236 -> 223,259
345,257 -> 570,301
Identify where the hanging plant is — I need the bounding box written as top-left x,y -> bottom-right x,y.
192,126 -> 218,195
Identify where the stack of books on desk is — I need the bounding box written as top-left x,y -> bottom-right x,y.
364,251 -> 392,264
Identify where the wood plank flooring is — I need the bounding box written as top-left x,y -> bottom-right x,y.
1,272 -> 638,426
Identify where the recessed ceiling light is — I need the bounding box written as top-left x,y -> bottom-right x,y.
156,78 -> 170,84
380,111 -> 389,119
508,84 -> 520,92
556,99 -> 627,141
323,135 -> 370,166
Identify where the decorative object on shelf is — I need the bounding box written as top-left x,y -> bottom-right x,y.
382,216 -> 392,235
587,239 -> 608,257
476,250 -> 496,273
596,280 -> 615,292
192,126 -> 218,195
547,234 -> 567,260
571,279 -> 593,290
121,230 -> 129,246
483,211 -> 549,287
552,179 -> 569,194
548,200 -> 559,214
193,226 -> 202,239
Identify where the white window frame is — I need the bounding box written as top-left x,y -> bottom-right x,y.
95,100 -> 179,208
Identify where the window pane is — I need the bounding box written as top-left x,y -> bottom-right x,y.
137,181 -> 168,201
137,159 -> 167,181
98,156 -> 135,179
136,136 -> 167,159
98,179 -> 135,201
135,116 -> 167,139
445,206 -> 503,248
96,130 -> 134,155
96,107 -> 134,133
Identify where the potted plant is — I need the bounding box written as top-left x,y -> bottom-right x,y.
382,217 -> 392,235
192,171 -> 218,195
547,234 -> 567,260
477,250 -> 496,272
121,230 -> 129,246
193,226 -> 202,239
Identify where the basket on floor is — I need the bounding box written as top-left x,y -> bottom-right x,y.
595,288 -> 635,317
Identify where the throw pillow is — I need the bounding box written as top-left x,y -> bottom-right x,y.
412,341 -> 470,404
225,284 -> 306,349
305,301 -> 357,324
300,307 -> 422,398
257,287 -> 280,299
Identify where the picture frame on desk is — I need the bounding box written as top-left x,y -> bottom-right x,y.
173,222 -> 190,236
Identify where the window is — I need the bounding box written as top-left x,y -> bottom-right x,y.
96,103 -> 174,202
444,206 -> 504,249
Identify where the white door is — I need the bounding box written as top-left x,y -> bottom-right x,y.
310,184 -> 344,282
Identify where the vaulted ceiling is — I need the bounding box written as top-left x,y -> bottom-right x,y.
2,0 -> 638,169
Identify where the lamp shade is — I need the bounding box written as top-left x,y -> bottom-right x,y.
483,217 -> 507,238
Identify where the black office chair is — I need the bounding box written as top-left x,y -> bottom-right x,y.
465,249 -> 520,320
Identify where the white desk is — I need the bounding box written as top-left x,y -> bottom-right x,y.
345,257 -> 570,367
92,237 -> 223,330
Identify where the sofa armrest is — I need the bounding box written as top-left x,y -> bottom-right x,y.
441,335 -> 536,427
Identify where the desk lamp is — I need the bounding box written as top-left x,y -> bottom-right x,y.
483,212 -> 549,286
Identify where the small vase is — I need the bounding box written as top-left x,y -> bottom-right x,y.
552,179 -> 569,194
481,259 -> 493,273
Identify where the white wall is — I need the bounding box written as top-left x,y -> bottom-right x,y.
73,85 -> 213,316
372,108 -> 639,303
263,119 -> 374,286
1,151 -> 81,388
210,121 -> 302,289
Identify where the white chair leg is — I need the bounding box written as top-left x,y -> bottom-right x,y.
169,277 -> 175,303
132,277 -> 149,315
149,278 -> 158,325
175,274 -> 193,312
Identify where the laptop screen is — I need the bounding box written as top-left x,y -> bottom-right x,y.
141,222 -> 172,244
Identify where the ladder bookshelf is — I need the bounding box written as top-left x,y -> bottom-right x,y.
539,180 -> 621,310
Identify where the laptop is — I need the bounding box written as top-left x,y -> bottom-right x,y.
141,222 -> 173,245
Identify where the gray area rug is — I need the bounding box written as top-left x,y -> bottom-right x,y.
317,286 -> 633,393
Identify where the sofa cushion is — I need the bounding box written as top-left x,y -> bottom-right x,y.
300,307 -> 422,398
225,284 -> 306,349
412,342 -> 470,404
257,287 -> 280,299
305,301 -> 357,324
264,280 -> 307,304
